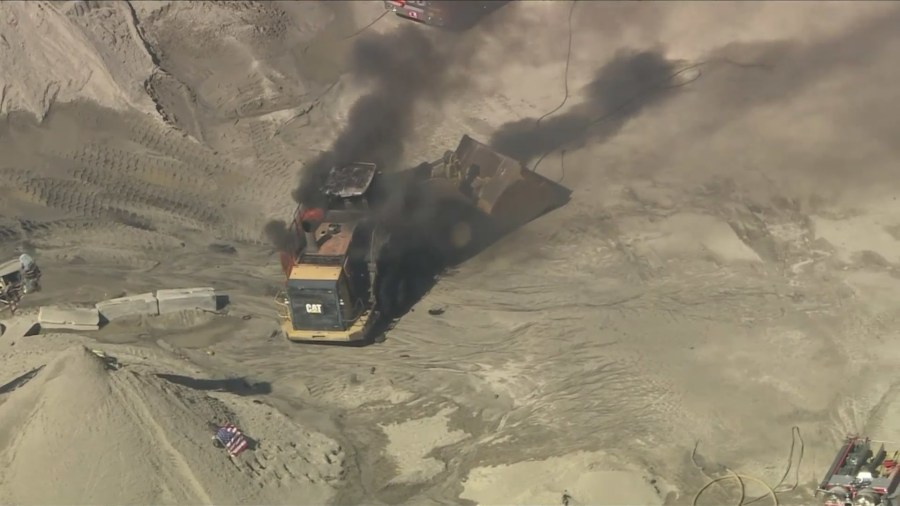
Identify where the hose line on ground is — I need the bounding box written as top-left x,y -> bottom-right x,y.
534,0 -> 578,129
746,426 -> 804,504
692,426 -> 804,506
692,470 -> 779,506
340,10 -> 390,41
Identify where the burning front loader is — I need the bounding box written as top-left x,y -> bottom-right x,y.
274,134 -> 571,344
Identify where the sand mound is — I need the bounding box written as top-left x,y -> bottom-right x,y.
134,1 -> 332,122
0,1 -> 158,121
0,346 -> 343,505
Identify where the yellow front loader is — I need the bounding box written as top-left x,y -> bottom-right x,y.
274,134 -> 571,344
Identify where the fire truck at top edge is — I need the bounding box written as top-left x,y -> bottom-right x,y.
382,0 -> 506,29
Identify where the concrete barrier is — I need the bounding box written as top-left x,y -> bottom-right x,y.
156,287 -> 217,315
0,316 -> 40,339
38,306 -> 100,331
96,292 -> 159,322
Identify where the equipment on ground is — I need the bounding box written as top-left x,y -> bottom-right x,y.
0,254 -> 42,315
818,436 -> 900,506
274,134 -> 571,343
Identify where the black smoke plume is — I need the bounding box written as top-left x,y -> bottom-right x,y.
291,25 -> 458,208
489,49 -> 683,163
264,219 -> 299,254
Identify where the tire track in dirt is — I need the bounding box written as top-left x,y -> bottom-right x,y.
115,110 -> 289,244
30,223 -> 185,269
0,213 -> 177,260
244,119 -> 297,207
0,101 -> 273,249
121,114 -> 228,180
207,243 -> 812,492
67,156 -> 222,229
17,177 -> 156,231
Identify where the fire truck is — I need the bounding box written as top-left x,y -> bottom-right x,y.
382,1 -> 506,30
818,436 -> 900,506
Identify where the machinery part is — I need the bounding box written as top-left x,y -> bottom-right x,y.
449,134 -> 571,235
0,284 -> 21,315
855,489 -> 881,506
374,242 -> 442,319
0,254 -> 41,315
823,486 -> 849,506
19,253 -> 41,295
404,176 -> 494,263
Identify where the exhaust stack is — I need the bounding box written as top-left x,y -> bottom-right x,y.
298,207 -> 325,254
301,222 -> 319,254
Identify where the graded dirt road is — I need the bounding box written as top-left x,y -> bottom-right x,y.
2,1 -> 900,505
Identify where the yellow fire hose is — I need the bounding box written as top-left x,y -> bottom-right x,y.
692,468 -> 779,506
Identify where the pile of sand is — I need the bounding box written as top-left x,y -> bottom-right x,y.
0,345 -> 344,505
0,1 -> 159,121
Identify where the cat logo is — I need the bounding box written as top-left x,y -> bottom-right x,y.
305,303 -> 323,314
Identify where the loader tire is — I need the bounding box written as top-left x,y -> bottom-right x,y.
414,179 -> 494,266
375,262 -> 409,319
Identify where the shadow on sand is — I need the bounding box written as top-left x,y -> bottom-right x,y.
156,373 -> 272,396
362,175 -> 571,345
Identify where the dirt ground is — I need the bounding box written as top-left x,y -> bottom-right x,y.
3,1 -> 900,504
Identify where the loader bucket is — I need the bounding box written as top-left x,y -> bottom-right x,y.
452,135 -> 572,233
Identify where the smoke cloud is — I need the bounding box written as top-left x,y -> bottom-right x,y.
489,49 -> 684,163
264,219 -> 299,254
291,25 -> 460,208
264,24 -> 465,253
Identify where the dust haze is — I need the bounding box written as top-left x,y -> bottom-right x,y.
3,1 -> 900,505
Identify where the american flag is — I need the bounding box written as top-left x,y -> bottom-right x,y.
214,423 -> 249,458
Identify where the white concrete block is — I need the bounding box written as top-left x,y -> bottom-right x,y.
155,287 -> 217,315
96,292 -> 159,321
39,306 -> 100,331
40,322 -> 100,331
0,316 -> 40,339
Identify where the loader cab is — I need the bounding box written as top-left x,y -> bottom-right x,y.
282,261 -> 372,342
285,267 -> 361,333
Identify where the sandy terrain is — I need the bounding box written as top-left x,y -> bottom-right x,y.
3,0 -> 900,504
